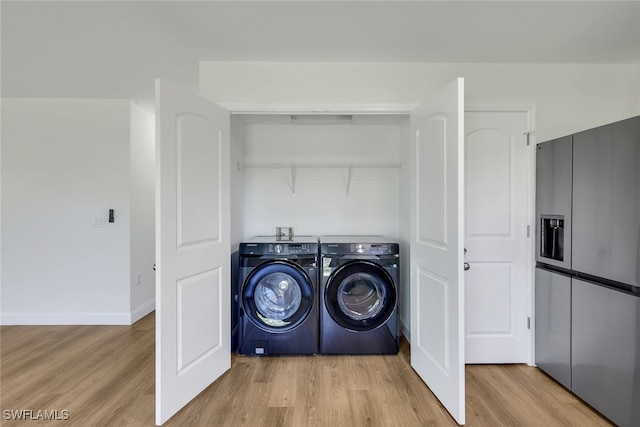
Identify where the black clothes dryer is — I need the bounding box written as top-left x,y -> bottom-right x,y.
319,235 -> 400,355
238,236 -> 319,355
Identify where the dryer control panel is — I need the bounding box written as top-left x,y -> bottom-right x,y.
321,242 -> 399,256
351,243 -> 394,254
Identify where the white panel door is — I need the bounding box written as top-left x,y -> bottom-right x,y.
410,78 -> 465,425
155,80 -> 231,425
464,110 -> 531,364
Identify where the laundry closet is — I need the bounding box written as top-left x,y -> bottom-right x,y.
228,112 -> 412,344
156,70 -> 467,424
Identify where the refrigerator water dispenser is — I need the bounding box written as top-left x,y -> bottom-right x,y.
540,214 -> 565,261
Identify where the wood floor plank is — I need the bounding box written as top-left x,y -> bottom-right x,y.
1,313 -> 613,426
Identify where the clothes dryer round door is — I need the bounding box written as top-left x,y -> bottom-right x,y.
325,260 -> 397,331
242,260 -> 315,332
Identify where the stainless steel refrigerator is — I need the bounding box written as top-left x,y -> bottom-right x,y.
535,116 -> 640,427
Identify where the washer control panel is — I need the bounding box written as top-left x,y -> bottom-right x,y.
267,243 -> 316,255
239,242 -> 318,256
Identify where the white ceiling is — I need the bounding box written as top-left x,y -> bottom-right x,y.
2,1 -> 639,105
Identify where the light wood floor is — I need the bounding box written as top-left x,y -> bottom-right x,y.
1,312 -> 612,426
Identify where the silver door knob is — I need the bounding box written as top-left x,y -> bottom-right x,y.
464,262 -> 470,271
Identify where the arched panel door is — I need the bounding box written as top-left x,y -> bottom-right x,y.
410,78 -> 465,424
155,79 -> 230,425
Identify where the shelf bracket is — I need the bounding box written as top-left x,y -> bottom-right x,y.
290,165 -> 297,195
345,164 -> 353,195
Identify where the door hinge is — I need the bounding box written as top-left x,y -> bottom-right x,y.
527,317 -> 531,330
527,225 -> 531,238
524,131 -> 535,146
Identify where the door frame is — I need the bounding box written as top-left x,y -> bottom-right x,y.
226,102 -> 537,367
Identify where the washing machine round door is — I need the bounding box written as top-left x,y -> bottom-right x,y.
325,260 -> 397,331
242,260 -> 314,332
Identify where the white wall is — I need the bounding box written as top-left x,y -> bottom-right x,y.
1,99 -> 131,324
239,119 -> 401,239
129,102 -> 155,322
200,62 -> 640,142
1,99 -> 155,325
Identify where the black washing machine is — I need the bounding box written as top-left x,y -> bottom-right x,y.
319,235 -> 400,355
238,236 -> 319,355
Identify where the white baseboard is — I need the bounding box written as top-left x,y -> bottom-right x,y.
0,312 -> 132,326
1,298 -> 156,326
130,298 -> 155,324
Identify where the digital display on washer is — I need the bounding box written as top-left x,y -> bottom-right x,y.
370,244 -> 390,253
